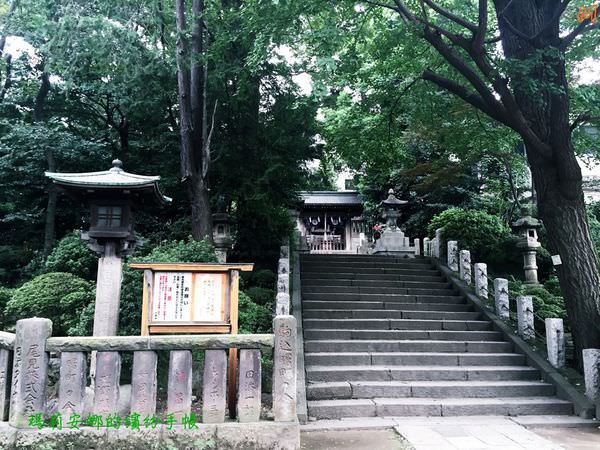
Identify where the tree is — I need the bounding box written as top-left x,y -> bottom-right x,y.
175,0 -> 216,242
356,0 -> 600,365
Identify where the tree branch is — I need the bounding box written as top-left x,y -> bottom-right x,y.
421,0 -> 478,33
201,100 -> 218,179
363,0 -> 400,14
473,0 -> 488,49
560,20 -> 599,50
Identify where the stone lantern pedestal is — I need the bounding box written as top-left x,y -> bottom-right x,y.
212,213 -> 233,263
512,205 -> 543,285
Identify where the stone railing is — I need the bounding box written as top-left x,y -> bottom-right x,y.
0,316 -> 299,448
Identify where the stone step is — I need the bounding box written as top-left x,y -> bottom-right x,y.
300,255 -> 431,264
301,273 -> 445,282
302,282 -> 452,293
305,365 -> 540,382
302,293 -> 465,304
302,267 -> 441,276
307,397 -> 573,419
304,352 -> 526,366
303,318 -> 492,331
302,309 -> 482,320
302,301 -> 474,312
306,380 -> 555,400
301,280 -> 450,289
304,340 -> 513,353
303,329 -> 503,341
302,262 -> 435,271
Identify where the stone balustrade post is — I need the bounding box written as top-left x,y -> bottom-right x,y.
414,238 -> 421,256
276,293 -> 291,316
447,241 -> 458,272
273,315 -> 297,422
459,250 -> 472,285
0,348 -> 11,421
202,350 -> 227,423
474,263 -> 488,299
423,238 -> 430,256
494,278 -> 510,318
58,352 -> 87,418
545,319 -> 565,369
583,349 -> 600,404
516,296 -> 535,341
237,349 -> 261,422
130,351 -> 158,415
435,228 -> 443,259
9,318 -> 52,428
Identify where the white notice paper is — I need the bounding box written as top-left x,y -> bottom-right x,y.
152,272 -> 192,321
193,273 -> 223,321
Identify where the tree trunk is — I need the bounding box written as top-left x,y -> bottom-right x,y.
189,175 -> 213,241
33,70 -> 56,256
492,0 -> 600,366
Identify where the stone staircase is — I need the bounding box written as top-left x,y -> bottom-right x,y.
300,254 -> 573,419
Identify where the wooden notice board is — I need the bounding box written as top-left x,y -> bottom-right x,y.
130,262 -> 254,418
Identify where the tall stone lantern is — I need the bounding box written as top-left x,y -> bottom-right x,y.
46,159 -> 171,337
382,189 -> 407,229
511,205 -> 542,284
212,212 -> 233,263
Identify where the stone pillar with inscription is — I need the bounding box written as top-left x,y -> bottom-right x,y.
273,315 -> 297,422
237,349 -> 261,422
202,349 -> 227,423
447,241 -> 458,272
167,350 -> 192,420
130,351 -> 158,415
517,296 -> 535,341
9,318 -> 52,428
494,278 -> 510,319
0,348 -> 10,421
93,352 -> 121,415
58,352 -> 87,418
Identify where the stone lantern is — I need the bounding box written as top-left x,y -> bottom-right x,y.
382,189 -> 407,229
511,205 -> 542,284
46,159 -> 171,337
371,189 -> 417,257
212,212 -> 233,263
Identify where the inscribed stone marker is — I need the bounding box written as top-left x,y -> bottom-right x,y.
58,351 -> 87,418
9,318 -> 52,428
447,241 -> 458,272
516,296 -> 535,341
273,315 -> 297,422
494,278 -> 510,318
545,319 -> 565,369
130,351 -> 158,415
237,349 -> 261,422
93,351 -> 121,415
167,350 -> 192,419
202,349 -> 227,423
0,349 -> 11,421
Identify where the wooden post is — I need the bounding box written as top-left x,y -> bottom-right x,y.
228,270 -> 239,419
140,270 -> 153,336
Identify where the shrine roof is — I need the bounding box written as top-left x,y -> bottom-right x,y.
45,159 -> 171,205
299,191 -> 363,208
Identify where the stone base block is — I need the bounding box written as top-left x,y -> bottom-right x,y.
0,421 -> 299,450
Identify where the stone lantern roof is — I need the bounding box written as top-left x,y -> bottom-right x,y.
511,205 -> 542,230
45,159 -> 171,206
381,189 -> 407,208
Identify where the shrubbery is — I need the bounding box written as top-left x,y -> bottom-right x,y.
4,272 -> 95,335
427,208 -> 514,265
509,279 -> 567,324
45,231 -> 97,280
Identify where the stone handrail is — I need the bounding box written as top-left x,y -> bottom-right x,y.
0,315 -> 297,429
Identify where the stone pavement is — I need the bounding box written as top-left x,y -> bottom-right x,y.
300,416 -> 600,449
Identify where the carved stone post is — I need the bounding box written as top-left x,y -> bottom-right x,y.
237,349 -> 261,422
545,319 -> 565,369
435,228 -> 443,259
0,349 -> 11,421
9,318 -> 52,428
414,238 -> 420,256
447,241 -> 458,272
494,278 -> 510,318
167,350 -> 192,420
202,350 -> 227,423
273,315 -> 297,422
583,349 -> 600,403
459,250 -> 471,285
130,351 -> 158,415
93,352 -> 121,415
474,263 -> 488,299
58,352 -> 87,418
516,296 -> 535,341
423,238 -> 430,256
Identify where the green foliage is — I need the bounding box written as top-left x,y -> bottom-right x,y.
245,269 -> 276,289
45,231 -> 97,280
5,272 -> 95,336
238,291 -> 273,334
0,286 -> 14,329
244,286 -> 276,307
427,208 -> 513,265
509,279 -> 567,324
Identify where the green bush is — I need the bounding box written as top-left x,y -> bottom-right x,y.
427,208 -> 513,266
238,291 -> 273,334
45,231 -> 97,280
5,272 -> 95,336
0,286 -> 14,328
248,269 -> 276,289
245,286 -> 276,306
509,279 -> 567,324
